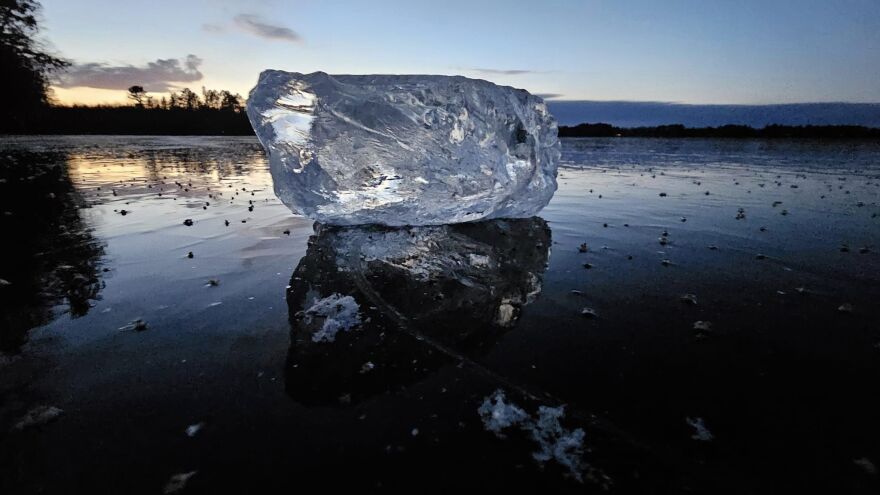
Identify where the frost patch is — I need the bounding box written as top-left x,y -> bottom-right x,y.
304,293 -> 362,342
468,253 -> 491,267
527,405 -> 587,482
478,389 -> 589,482
478,389 -> 529,436
163,471 -> 197,494
13,405 -> 64,431
686,416 -> 713,441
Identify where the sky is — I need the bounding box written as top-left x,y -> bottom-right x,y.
39,0 -> 880,106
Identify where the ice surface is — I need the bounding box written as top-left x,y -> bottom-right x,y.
247,70 -> 560,226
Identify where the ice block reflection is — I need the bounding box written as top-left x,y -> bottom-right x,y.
285,217 -> 551,406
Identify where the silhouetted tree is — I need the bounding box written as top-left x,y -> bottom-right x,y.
0,150 -> 105,351
178,88 -> 199,110
202,86 -> 220,109
0,0 -> 69,130
127,85 -> 146,107
219,90 -> 243,112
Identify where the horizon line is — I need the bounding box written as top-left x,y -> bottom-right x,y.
544,100 -> 880,106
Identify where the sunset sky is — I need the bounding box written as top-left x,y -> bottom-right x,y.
41,0 -> 880,106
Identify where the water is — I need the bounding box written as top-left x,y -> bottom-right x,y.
1,136 -> 879,493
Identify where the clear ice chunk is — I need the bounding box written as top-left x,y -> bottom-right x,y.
247,70 -> 560,226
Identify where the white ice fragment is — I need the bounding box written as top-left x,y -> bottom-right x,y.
305,293 -> 362,342
185,422 -> 205,437
478,389 -> 529,436
247,71 -> 559,226
0,352 -> 19,368
163,471 -> 197,494
854,457 -> 877,475
693,321 -> 712,332
495,302 -> 517,327
686,416 -> 714,441
526,405 -> 587,482
13,405 -> 64,430
477,390 -> 587,482
468,253 -> 491,267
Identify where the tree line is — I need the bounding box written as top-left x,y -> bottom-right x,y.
1,0 -> 253,134
126,85 -> 244,113
558,123 -> 880,140
6,84 -> 254,134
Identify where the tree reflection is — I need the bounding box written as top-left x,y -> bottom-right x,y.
0,151 -> 105,352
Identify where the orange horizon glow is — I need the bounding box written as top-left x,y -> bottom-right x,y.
50,86 -> 252,107
51,87 -> 166,106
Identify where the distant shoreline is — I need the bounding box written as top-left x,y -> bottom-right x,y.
2,107 -> 879,139
558,123 -> 880,139
3,106 -> 254,136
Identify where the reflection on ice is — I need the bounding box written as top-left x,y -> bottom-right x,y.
285,217 -> 551,406
0,150 -> 105,353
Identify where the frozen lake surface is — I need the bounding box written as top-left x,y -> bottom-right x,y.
1,136 -> 879,493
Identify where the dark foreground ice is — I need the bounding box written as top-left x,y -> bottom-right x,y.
1,136 -> 879,494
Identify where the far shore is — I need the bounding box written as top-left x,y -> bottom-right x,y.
2,107 -> 879,139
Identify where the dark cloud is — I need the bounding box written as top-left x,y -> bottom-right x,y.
233,14 -> 301,42
56,55 -> 203,92
535,93 -> 564,100
470,68 -> 535,75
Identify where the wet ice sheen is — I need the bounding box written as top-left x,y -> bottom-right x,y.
247,70 -> 560,226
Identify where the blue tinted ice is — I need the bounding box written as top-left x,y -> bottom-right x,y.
247,70 -> 559,226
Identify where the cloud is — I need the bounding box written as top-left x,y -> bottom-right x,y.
233,14 -> 301,42
201,23 -> 225,33
535,93 -> 564,100
469,68 -> 536,76
56,55 -> 203,92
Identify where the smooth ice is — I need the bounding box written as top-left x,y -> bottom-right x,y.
247,70 -> 560,226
